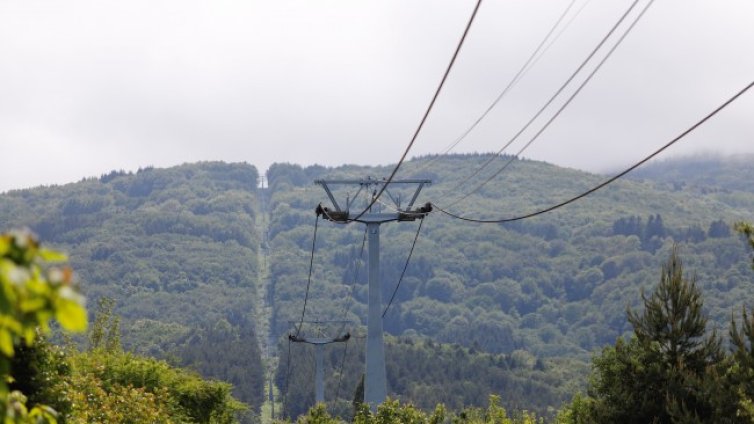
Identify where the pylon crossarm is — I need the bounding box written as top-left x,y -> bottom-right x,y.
288,333 -> 350,345
314,178 -> 430,185
407,182 -> 426,209
318,183 -> 342,212
347,185 -> 365,211
383,187 -> 400,209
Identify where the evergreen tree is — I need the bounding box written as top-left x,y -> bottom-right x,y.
645,214 -> 666,240
708,219 -> 731,238
587,248 -> 724,423
734,222 -> 754,269
684,224 -> 707,243
627,248 -> 722,377
719,307 -> 754,422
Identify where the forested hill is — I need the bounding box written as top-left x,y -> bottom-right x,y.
0,162 -> 266,412
268,154 -> 754,354
269,154 -> 754,416
629,154 -> 754,194
1,156 -> 753,419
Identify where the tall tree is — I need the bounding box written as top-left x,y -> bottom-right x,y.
587,248 -> 723,423
726,307 -> 754,421
734,222 -> 754,269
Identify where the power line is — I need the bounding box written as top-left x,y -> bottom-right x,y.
432,80 -> 754,224
412,0 -> 580,174
437,0 -> 643,205
539,0 -> 596,61
295,214 -> 320,337
444,0 -> 656,208
349,0 -> 483,222
383,218 -> 425,318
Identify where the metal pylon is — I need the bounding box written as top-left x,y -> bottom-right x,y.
314,177 -> 431,410
288,326 -> 350,405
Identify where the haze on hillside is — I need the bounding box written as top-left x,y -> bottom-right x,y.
1,0 -> 752,193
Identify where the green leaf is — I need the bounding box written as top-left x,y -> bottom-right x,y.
0,329 -> 14,357
38,248 -> 67,263
55,299 -> 87,332
19,297 -> 46,313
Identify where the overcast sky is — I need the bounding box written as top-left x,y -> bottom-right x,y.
1,0 -> 752,192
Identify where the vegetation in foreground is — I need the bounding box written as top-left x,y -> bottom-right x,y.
558,245 -> 754,423
1,230 -> 246,423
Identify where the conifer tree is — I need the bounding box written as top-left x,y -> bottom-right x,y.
587,247 -> 723,423
734,222 -> 754,269
722,307 -> 754,421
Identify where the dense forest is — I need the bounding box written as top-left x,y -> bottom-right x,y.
267,154 -> 754,416
0,162 -> 266,415
1,155 -> 753,422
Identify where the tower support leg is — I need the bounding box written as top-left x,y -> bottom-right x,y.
365,222 -> 386,410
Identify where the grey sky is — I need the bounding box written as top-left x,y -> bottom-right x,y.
1,0 -> 752,192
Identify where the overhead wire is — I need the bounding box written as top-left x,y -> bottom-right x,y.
541,0 -> 595,60
436,0 -> 643,205
295,214 -> 320,337
348,0 -> 483,222
431,80 -> 754,223
383,218 -> 425,317
412,0 -> 580,174
442,0 -> 656,208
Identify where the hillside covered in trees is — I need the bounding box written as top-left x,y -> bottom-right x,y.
1,155 -> 753,421
0,162 -> 266,414
267,154 -> 754,417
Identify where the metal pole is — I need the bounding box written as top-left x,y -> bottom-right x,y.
269,373 -> 275,420
288,330 -> 350,409
365,222 -> 386,409
315,344 -> 325,404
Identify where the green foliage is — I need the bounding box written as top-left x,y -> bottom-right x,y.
70,350 -> 246,423
6,312 -> 248,423
178,318 -> 265,413
586,248 -> 724,422
3,157 -> 754,419
734,222 -> 754,269
627,248 -> 723,374
630,154 -> 754,194
67,366 -> 181,424
563,247 -> 754,423
555,394 -> 592,424
728,306 -> 754,421
266,156 -> 754,356
0,229 -> 246,423
281,395 -> 538,424
266,156 -> 754,416
277,335 -> 573,420
0,229 -> 88,422
10,336 -> 72,419
0,162 -> 265,412
88,297 -> 120,352
0,230 -> 87,357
